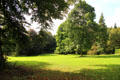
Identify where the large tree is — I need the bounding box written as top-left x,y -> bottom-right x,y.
55,0 -> 98,55
67,0 -> 97,55
98,13 -> 108,53
0,0 -> 69,68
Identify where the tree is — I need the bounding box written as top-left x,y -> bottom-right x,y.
55,0 -> 98,55
67,0 -> 97,55
55,21 -> 69,54
109,28 -> 120,49
0,0 -> 69,68
98,13 -> 108,53
41,31 -> 56,53
2,38 -> 16,56
114,23 -> 117,29
16,29 -> 56,56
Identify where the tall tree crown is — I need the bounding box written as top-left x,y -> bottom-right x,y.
114,23 -> 117,29
99,13 -> 106,27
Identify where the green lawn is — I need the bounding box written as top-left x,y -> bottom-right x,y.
6,54 -> 120,80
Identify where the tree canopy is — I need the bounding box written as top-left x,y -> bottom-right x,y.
55,0 -> 98,55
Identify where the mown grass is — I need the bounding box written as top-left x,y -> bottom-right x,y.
3,54 -> 120,80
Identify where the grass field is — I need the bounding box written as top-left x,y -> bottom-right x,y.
2,54 -> 120,80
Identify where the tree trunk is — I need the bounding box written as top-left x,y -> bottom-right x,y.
0,40 -> 5,69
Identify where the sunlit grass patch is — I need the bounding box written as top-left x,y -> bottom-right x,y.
7,54 -> 120,80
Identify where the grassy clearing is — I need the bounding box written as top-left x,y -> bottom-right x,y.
2,54 -> 120,80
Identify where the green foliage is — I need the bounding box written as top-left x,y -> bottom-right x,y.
114,23 -> 117,29
97,13 -> 108,53
104,27 -> 120,54
16,29 -> 56,56
2,40 -> 16,56
0,0 -> 69,29
55,0 -> 97,55
55,21 -> 69,54
88,42 -> 103,55
109,28 -> 120,49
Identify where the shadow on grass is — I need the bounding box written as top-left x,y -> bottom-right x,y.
14,54 -> 58,57
1,61 -> 120,80
9,61 -> 51,69
0,61 -> 92,80
76,64 -> 120,80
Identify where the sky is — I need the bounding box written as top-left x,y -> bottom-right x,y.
26,0 -> 120,35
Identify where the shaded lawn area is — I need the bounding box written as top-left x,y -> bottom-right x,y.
1,54 -> 120,80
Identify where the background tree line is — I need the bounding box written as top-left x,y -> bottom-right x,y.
2,29 -> 56,56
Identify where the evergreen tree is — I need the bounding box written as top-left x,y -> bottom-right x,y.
98,13 -> 108,53
114,23 -> 117,29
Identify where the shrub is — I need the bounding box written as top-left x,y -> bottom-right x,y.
88,42 -> 103,55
